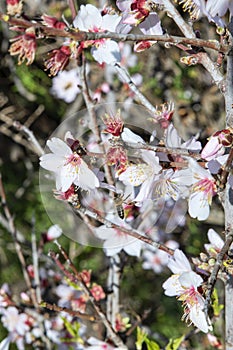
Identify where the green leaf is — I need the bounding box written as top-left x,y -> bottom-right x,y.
145,338 -> 160,350
165,335 -> 185,350
136,327 -> 160,350
212,288 -> 224,317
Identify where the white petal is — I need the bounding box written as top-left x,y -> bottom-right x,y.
92,41 -> 121,64
189,304 -> 212,333
73,4 -> 102,30
124,239 -> 141,257
162,275 -> 182,296
75,160 -> 99,190
101,14 -> 122,31
40,153 -> 65,172
179,271 -> 203,289
167,249 -> 191,274
59,163 -> 77,192
47,137 -> 71,156
207,228 -> 224,249
121,127 -> 145,144
139,13 -> 163,35
189,192 -> 210,221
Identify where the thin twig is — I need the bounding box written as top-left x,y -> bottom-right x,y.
41,301 -> 97,321
0,173 -> 38,307
114,63 -> 157,115
49,244 -> 128,349
204,229 -> 233,314
31,216 -> 42,304
13,121 -> 44,156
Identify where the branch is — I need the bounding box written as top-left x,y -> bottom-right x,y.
0,13 -> 228,53
0,173 -> 38,308
75,206 -> 174,255
49,244 -> 128,349
41,301 -> 97,321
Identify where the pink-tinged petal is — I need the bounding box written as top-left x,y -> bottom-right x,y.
188,191 -> 210,221
116,0 -> 132,12
189,158 -> 212,180
47,137 -> 72,156
92,41 -> 121,64
201,136 -> 224,161
167,249 -> 191,274
39,153 -> 65,171
189,304 -> 212,333
162,274 -> 182,296
179,271 -> 203,289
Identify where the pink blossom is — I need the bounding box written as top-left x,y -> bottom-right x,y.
201,129 -> 232,161
9,27 -> 36,65
163,250 -> 212,333
41,14 -> 67,29
7,0 -> 23,15
44,45 -> 72,76
187,159 -> 216,221
1,306 -> 30,336
102,110 -> 124,136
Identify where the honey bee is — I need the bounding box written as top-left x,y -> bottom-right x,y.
223,259 -> 233,275
114,193 -> 130,219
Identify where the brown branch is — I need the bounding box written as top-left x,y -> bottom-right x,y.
0,12 -> 228,53
75,206 -> 174,255
40,301 -> 97,321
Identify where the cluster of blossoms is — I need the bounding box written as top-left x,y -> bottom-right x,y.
0,232 -> 118,350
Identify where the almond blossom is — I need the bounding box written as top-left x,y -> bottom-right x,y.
40,137 -> 99,192
118,150 -> 162,204
188,159 -> 217,221
50,68 -> 81,103
162,249 -> 212,333
204,228 -> 224,256
201,129 -> 233,161
95,216 -> 142,256
9,27 -> 36,65
73,4 -> 122,64
86,336 -> 119,349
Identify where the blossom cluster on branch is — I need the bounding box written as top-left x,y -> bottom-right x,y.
1,0 -> 233,349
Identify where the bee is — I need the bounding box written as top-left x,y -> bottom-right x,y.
223,259 -> 233,275
114,193 -> 130,220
